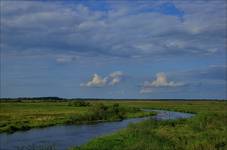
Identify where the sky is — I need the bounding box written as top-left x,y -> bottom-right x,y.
0,0 -> 226,99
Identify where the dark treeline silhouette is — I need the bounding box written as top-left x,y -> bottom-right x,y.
0,97 -> 226,102
0,97 -> 66,102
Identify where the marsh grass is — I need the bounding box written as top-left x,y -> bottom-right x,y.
1,100 -> 226,150
73,101 -> 227,150
0,101 -> 153,133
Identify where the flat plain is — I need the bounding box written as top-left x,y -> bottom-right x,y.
0,100 -> 226,150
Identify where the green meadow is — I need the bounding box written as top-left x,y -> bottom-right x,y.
0,100 -> 227,150
73,100 -> 227,150
0,100 -> 153,133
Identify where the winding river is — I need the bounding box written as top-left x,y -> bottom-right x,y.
0,110 -> 194,150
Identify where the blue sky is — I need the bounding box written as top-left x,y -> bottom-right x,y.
0,0 -> 226,99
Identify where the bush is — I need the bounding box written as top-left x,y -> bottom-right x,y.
66,103 -> 128,123
88,103 -> 128,121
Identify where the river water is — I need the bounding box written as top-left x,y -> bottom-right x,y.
0,110 -> 194,150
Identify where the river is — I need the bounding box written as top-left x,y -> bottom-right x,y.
0,110 -> 194,150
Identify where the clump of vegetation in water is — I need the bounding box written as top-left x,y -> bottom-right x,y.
68,101 -> 90,107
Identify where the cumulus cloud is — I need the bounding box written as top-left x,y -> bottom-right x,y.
81,71 -> 124,87
80,74 -> 107,87
140,72 -> 185,93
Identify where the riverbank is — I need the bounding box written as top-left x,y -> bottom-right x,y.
0,109 -> 193,150
73,101 -> 227,150
1,100 -> 226,150
0,101 -> 155,133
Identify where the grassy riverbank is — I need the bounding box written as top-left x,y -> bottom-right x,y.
1,100 -> 226,150
0,101 -> 154,133
73,101 -> 227,150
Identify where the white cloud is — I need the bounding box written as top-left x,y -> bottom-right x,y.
81,71 -> 124,87
140,72 -> 184,93
80,74 -> 107,87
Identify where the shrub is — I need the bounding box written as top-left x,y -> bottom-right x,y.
88,103 -> 131,121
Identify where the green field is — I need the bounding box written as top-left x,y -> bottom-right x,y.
0,101 -> 153,133
72,100 -> 227,150
1,100 -> 227,150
